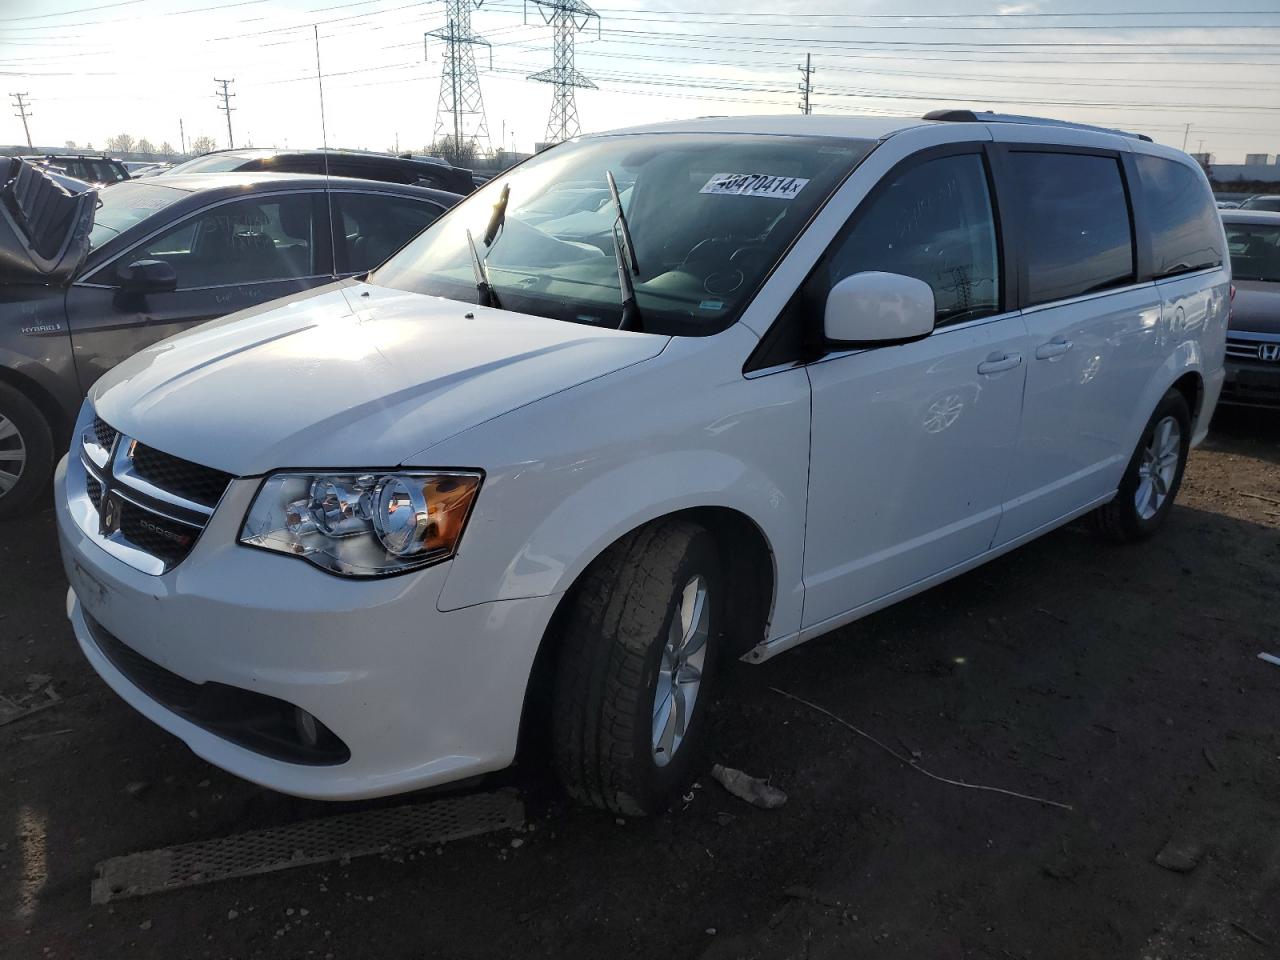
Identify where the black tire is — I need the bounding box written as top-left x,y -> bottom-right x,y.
0,381 -> 54,521
1090,387 -> 1191,542
552,519 -> 723,817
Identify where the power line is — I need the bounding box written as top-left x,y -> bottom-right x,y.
10,91 -> 33,149
214,76 -> 235,148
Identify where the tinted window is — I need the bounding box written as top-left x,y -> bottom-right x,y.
1224,222 -> 1280,282
336,193 -> 442,273
110,193 -> 316,289
1242,196 -> 1280,212
1009,152 -> 1134,305
819,152 -> 1000,325
1136,155 -> 1222,278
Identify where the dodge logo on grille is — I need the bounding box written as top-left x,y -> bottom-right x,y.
1260,344 -> 1280,362
99,492 -> 122,536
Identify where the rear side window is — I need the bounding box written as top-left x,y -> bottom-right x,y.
1136,155 -> 1222,278
817,152 -> 1001,326
335,193 -> 443,273
1009,152 -> 1134,306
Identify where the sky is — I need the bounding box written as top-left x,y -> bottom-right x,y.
1,0 -> 1278,162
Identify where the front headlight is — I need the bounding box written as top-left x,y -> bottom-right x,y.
238,471 -> 482,577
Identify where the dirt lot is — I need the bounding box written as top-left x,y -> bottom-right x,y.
2,407 -> 1279,960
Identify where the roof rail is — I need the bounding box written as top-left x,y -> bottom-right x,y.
923,109 -> 1153,144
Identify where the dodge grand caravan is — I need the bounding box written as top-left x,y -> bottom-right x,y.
56,112 -> 1228,816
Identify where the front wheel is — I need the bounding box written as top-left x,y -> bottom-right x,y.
0,382 -> 54,521
1090,387 -> 1191,542
552,519 -> 723,816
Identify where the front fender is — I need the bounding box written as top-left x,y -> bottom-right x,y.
419,325 -> 811,644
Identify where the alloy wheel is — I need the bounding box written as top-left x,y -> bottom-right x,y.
651,575 -> 709,767
1135,415 -> 1181,521
0,414 -> 27,497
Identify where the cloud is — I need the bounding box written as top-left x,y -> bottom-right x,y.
997,2 -> 1040,13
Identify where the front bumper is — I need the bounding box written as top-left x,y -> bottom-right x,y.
55,455 -> 561,801
1221,358 -> 1280,409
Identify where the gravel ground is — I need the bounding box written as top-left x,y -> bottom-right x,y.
2,406 -> 1279,960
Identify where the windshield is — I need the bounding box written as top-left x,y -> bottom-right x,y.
1241,196 -> 1280,212
1226,223 -> 1280,282
87,181 -> 188,248
369,133 -> 875,336
163,152 -> 264,175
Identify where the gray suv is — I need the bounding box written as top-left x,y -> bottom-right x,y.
1220,209 -> 1280,407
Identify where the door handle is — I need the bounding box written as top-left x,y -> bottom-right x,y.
1035,337 -> 1074,360
977,352 -> 1023,375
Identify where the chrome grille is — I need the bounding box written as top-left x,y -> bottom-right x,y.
73,415 -> 233,575
1226,334 -> 1280,363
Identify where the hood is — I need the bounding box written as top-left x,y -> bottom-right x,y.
0,159 -> 95,285
1229,279 -> 1280,336
92,281 -> 668,476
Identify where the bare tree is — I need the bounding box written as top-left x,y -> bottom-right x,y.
136,138 -> 155,158
429,135 -> 478,167
85,141 -> 95,151
105,133 -> 136,154
158,141 -> 175,156
64,140 -> 77,150
189,135 -> 217,155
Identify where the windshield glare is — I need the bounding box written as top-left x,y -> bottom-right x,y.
87,181 -> 187,248
1226,223 -> 1280,283
369,133 -> 874,335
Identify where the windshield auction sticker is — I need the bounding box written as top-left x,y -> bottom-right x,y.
699,173 -> 809,199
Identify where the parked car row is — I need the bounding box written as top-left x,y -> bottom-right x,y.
48,110 -> 1231,814
0,158 -> 460,517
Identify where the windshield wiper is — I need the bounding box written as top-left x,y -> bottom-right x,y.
606,170 -> 642,331
465,228 -> 500,309
482,182 -> 510,247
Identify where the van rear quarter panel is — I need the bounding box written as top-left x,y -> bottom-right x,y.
1148,268 -> 1230,444
416,323 -> 811,644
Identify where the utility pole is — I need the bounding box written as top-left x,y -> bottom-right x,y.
214,78 -> 235,149
798,54 -> 814,116
1181,122 -> 1190,152
179,117 -> 186,155
10,92 -> 33,149
528,0 -> 600,145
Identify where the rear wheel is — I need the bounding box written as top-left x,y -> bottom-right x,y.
0,382 -> 54,521
552,519 -> 723,816
1090,388 -> 1191,542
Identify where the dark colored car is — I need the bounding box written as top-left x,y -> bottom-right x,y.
20,154 -> 131,186
162,148 -> 475,196
1240,195 -> 1280,213
0,159 -> 458,517
1221,210 -> 1280,408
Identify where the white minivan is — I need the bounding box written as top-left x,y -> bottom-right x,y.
56,112 -> 1228,815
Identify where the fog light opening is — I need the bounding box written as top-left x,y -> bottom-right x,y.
294,706 -> 320,748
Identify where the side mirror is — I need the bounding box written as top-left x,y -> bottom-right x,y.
823,271 -> 936,346
117,258 -> 177,294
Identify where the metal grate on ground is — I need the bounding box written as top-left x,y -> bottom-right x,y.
91,788 -> 524,904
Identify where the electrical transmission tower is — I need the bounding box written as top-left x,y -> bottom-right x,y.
428,0 -> 492,156
214,78 -> 236,149
10,92 -> 33,149
797,54 -> 814,115
527,0 -> 599,145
